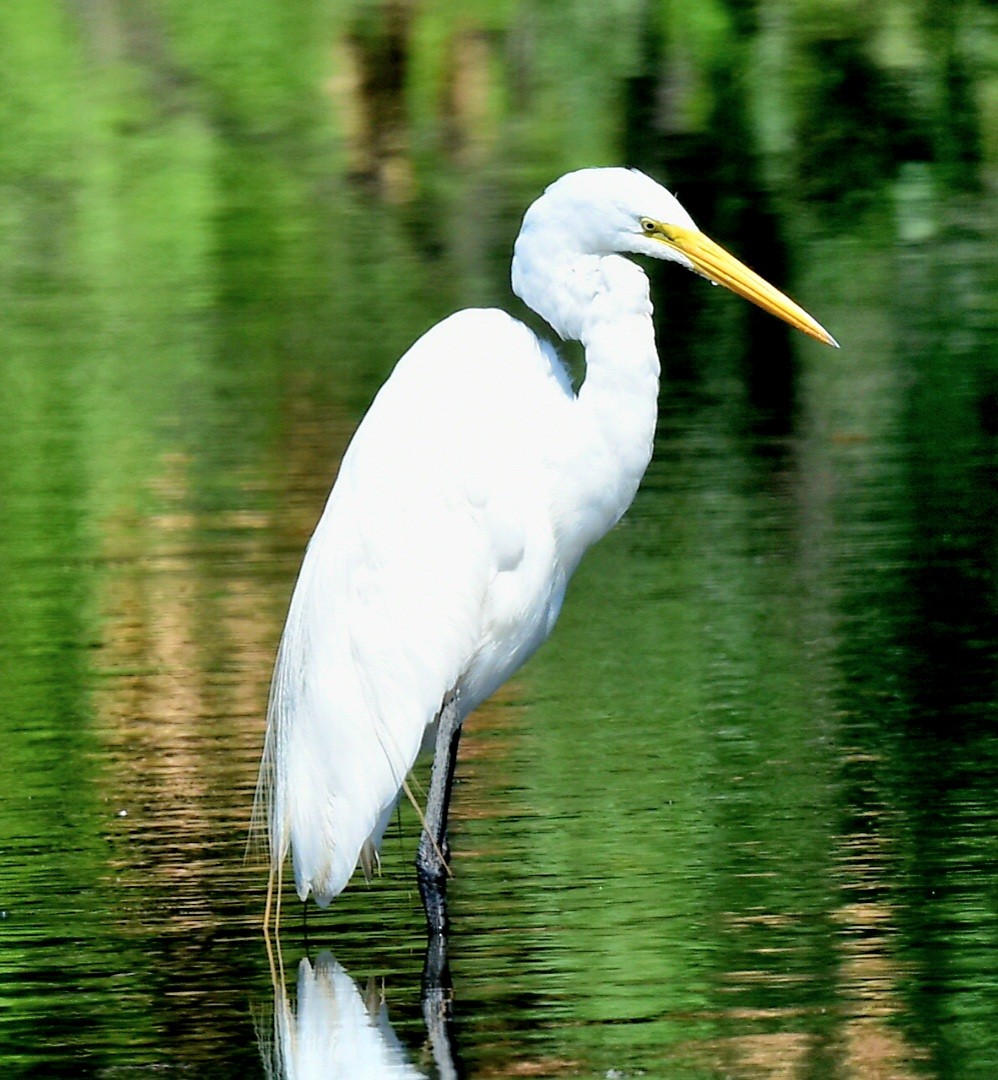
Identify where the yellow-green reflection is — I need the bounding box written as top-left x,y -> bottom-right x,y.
0,0 -> 995,1076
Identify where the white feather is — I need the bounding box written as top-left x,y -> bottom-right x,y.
256,167 -> 736,907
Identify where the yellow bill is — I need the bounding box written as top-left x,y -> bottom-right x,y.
643,219 -> 839,348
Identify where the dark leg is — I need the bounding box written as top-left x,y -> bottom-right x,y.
416,692 -> 462,937
422,933 -> 461,1079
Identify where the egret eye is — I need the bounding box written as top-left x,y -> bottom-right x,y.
641,218 -> 657,234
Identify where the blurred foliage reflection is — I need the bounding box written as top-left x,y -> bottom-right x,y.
0,0 -> 995,1077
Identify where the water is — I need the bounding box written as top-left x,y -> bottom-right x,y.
1,2 -> 996,1077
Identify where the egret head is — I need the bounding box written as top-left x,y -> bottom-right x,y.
522,167 -> 700,263
514,167 -> 838,347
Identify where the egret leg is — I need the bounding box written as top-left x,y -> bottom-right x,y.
422,934 -> 460,1079
417,692 -> 461,937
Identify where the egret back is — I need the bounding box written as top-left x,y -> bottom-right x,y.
260,309 -> 580,904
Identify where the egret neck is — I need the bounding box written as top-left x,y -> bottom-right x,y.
513,234 -> 660,571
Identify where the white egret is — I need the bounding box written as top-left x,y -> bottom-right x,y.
264,952 -> 427,1079
257,167 -> 836,934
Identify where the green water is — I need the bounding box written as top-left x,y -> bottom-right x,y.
1,1 -> 996,1077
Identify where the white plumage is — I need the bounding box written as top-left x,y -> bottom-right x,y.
257,167 -> 835,919
265,952 -> 425,1079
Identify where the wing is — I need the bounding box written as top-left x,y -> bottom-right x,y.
259,309 -> 575,904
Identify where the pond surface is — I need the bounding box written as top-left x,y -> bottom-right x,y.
1,2 -> 996,1077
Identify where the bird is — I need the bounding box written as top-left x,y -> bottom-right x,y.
256,167 -> 837,935
265,952 -> 427,1079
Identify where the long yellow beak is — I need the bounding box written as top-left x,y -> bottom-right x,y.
645,220 -> 839,348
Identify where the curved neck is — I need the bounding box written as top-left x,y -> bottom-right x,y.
539,254 -> 662,568
512,222 -> 596,341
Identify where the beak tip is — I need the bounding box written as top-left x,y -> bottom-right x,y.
809,323 -> 839,349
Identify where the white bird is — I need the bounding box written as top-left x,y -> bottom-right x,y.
257,167 -> 836,934
263,952 -> 426,1079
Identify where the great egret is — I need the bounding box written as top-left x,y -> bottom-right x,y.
265,952 -> 427,1079
257,167 -> 836,934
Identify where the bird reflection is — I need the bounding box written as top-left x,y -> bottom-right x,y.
261,943 -> 459,1079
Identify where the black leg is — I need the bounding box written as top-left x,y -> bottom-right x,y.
422,932 -> 461,1079
416,692 -> 462,937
